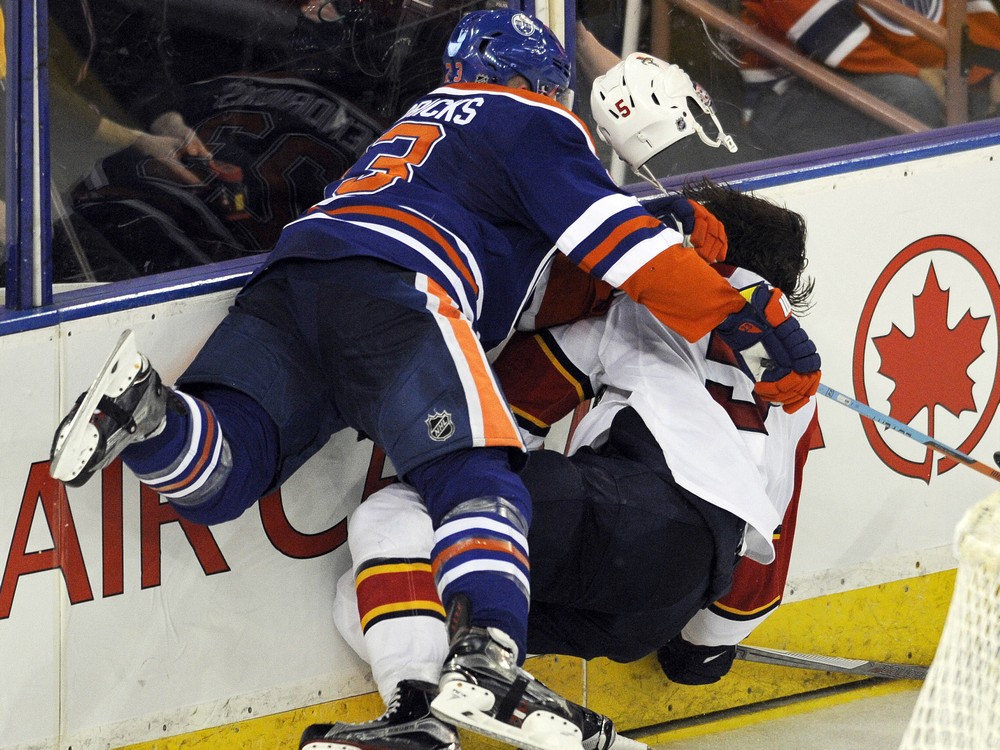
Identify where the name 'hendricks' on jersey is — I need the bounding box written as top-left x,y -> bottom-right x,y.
403,96 -> 485,125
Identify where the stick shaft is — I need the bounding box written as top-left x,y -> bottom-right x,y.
818,383 -> 1000,483
735,645 -> 928,680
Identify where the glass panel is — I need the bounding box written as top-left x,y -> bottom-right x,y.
574,0 -> 1000,184
37,0 -> 999,288
1,4 -> 8,294
45,0 -> 488,284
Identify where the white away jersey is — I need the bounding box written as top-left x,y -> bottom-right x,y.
550,268 -> 818,563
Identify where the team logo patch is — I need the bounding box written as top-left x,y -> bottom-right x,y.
511,13 -> 537,36
426,411 -> 456,442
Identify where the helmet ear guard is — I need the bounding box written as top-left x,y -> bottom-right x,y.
590,53 -> 737,191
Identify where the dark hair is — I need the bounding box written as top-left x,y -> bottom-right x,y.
679,179 -> 814,313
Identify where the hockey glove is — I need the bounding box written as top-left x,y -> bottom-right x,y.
657,637 -> 736,685
716,283 -> 821,413
643,194 -> 727,263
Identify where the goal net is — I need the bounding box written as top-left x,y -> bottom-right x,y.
898,490 -> 1000,749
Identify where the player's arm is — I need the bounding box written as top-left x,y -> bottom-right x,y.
493,327 -> 599,446
519,253 -> 616,331
522,199 -> 725,333
570,217 -> 820,410
506,107 -> 819,407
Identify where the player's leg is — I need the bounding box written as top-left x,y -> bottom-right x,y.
298,259 -> 587,750
521,406 -> 744,660
342,483 -> 449,699
49,330 -> 280,525
50,266 -> 342,525
326,485 -> 644,750
308,483 -> 457,750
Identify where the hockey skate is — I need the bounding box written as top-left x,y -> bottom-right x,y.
430,596 -> 585,750
50,329 -> 172,487
577,705 -> 648,750
299,680 -> 458,750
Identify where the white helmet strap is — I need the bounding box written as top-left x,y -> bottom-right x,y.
687,90 -> 738,153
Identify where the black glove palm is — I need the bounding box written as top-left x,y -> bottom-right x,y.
657,636 -> 736,685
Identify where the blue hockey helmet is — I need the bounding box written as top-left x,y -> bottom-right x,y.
441,9 -> 571,101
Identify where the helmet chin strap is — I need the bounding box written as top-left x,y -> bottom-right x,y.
633,163 -> 669,196
692,113 -> 739,153
630,165 -> 694,248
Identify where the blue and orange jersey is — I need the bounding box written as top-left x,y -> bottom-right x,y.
261,82 -> 742,350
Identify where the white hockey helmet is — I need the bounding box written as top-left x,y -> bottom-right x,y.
591,53 -> 737,184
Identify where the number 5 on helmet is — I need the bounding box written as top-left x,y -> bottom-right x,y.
590,53 -> 737,191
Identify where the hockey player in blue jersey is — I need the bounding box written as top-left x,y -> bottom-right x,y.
49,10 -> 821,750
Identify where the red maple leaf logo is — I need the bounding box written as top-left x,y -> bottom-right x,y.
873,263 -> 989,431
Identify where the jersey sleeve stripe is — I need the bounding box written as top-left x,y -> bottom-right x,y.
535,330 -> 589,402
709,594 -> 782,620
599,230 -> 680,288
556,193 -> 642,254
578,214 -> 664,273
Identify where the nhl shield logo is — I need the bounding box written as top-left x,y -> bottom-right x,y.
426,410 -> 455,442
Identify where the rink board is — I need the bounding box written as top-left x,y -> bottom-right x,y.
1,126 -> 999,749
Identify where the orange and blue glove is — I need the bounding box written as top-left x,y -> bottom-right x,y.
643,194 -> 728,263
717,283 -> 821,413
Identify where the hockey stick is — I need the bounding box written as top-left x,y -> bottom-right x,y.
735,645 -> 928,681
818,383 -> 1000,482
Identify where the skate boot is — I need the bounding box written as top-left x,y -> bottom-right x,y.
299,680 -> 458,750
429,597 -> 585,750
50,330 -> 175,487
576,704 -> 648,750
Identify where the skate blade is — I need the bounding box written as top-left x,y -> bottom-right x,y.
50,329 -> 142,482
608,736 -> 649,750
431,681 -> 583,750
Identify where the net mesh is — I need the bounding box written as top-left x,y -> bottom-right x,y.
898,490 -> 1000,749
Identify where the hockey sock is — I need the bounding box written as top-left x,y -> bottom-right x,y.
120,393 -> 193,477
122,386 -> 279,525
407,448 -> 532,661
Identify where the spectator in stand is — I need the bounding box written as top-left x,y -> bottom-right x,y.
739,0 -> 1000,156
46,1 -> 221,281
49,1 -> 211,191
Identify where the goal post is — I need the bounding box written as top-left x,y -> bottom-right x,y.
898,490 -> 1000,749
